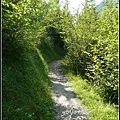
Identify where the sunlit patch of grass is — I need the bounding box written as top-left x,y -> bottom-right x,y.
2,48 -> 55,120
64,71 -> 118,120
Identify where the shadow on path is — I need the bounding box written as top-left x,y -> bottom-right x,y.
49,60 -> 89,120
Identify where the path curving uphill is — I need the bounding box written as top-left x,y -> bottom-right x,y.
48,60 -> 89,120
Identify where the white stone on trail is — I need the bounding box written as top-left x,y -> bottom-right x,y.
48,60 -> 89,120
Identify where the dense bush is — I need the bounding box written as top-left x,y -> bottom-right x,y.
62,0 -> 118,104
85,5 -> 118,104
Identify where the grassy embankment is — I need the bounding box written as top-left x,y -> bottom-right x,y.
2,38 -> 64,120
62,68 -> 118,120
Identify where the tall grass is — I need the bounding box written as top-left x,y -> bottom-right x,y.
63,69 -> 118,120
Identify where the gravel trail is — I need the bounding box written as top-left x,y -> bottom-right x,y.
48,60 -> 89,120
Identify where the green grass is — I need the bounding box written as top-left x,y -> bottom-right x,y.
63,70 -> 118,120
37,37 -> 65,63
2,38 -> 64,120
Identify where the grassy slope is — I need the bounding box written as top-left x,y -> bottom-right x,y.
2,39 -> 64,120
62,69 -> 118,120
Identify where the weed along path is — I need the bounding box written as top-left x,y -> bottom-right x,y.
48,60 -> 89,120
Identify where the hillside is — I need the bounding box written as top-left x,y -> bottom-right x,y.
2,38 -> 64,119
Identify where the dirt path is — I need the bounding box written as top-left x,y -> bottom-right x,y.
48,60 -> 89,120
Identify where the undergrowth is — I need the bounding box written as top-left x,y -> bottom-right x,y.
2,39 -> 64,120
62,69 -> 118,120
